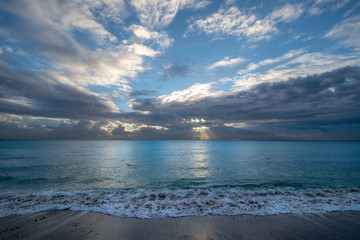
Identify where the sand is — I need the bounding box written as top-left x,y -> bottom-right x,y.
0,210 -> 359,240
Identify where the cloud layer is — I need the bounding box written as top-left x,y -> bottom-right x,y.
2,66 -> 358,140
132,66 -> 360,124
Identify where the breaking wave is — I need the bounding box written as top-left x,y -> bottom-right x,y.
1,187 -> 359,218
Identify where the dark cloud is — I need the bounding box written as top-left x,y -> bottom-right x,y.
133,66 -> 360,125
208,123 -> 360,141
0,120 -> 110,140
50,120 -> 110,140
0,1 -> 83,65
0,59 -> 117,120
0,120 -> 51,140
1,65 -> 360,140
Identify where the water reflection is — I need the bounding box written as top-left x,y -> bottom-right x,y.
188,142 -> 211,179
86,141 -> 142,190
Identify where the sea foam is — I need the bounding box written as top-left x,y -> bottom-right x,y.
1,187 -> 359,218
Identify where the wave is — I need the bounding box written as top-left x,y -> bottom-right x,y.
0,164 -> 69,171
0,176 -> 14,182
1,187 -> 359,218
15,177 -> 71,184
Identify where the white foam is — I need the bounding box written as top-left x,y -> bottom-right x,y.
0,187 -> 359,218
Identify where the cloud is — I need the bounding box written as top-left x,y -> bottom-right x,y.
147,82 -> 224,104
2,66 -> 360,140
225,0 -> 236,5
192,0 -> 211,9
190,3 -> 304,41
131,66 -> 360,128
129,24 -> 174,49
50,43 -> 159,86
238,49 -> 305,75
129,24 -> 153,40
109,84 -> 134,99
270,3 -> 304,23
130,0 -> 210,29
234,50 -> 360,90
112,124 -> 194,140
162,63 -> 189,79
0,59 -> 119,120
128,43 -> 160,57
192,6 -> 275,41
0,0 -> 124,43
0,112 -> 182,140
212,122 -> 360,141
208,57 -> 245,70
325,15 -> 360,50
2,114 -> 358,140
309,0 -> 350,16
0,0 -> 162,89
0,114 -> 114,140
50,120 -> 111,139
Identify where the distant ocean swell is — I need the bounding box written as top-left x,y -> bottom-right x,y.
1,187 -> 359,218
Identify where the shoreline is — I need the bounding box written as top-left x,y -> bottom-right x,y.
1,210 -> 359,239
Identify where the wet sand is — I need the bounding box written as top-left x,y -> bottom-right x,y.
0,210 -> 359,240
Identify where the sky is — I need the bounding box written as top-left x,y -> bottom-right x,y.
0,0 -> 360,140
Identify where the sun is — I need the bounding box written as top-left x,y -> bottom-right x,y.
192,126 -> 212,140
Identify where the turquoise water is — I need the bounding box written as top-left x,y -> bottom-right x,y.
0,140 -> 359,217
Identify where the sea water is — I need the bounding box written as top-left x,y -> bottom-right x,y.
0,140 -> 359,218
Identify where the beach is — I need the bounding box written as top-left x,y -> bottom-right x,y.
1,210 -> 359,240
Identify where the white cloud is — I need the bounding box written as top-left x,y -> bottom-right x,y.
193,6 -> 275,41
325,15 -> 360,50
238,49 -> 305,74
208,56 -> 245,70
129,43 -> 160,57
130,24 -> 152,40
225,0 -> 236,5
0,46 -> 13,54
45,43 -> 159,87
233,51 -> 360,91
192,0 -> 211,9
270,3 -> 304,23
153,32 -> 174,49
309,0 -> 350,16
157,82 -> 225,104
129,24 -> 174,49
191,3 -> 304,41
130,0 -> 210,29
123,123 -> 168,132
224,122 -> 247,128
92,0 -> 128,24
109,84 -> 133,99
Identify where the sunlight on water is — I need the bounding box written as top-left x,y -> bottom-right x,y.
190,143 -> 211,179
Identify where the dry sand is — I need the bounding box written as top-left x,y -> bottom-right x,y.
0,210 -> 359,240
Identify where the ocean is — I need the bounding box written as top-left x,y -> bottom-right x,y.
0,140 -> 359,218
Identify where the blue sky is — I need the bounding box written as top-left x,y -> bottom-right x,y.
0,0 -> 360,140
